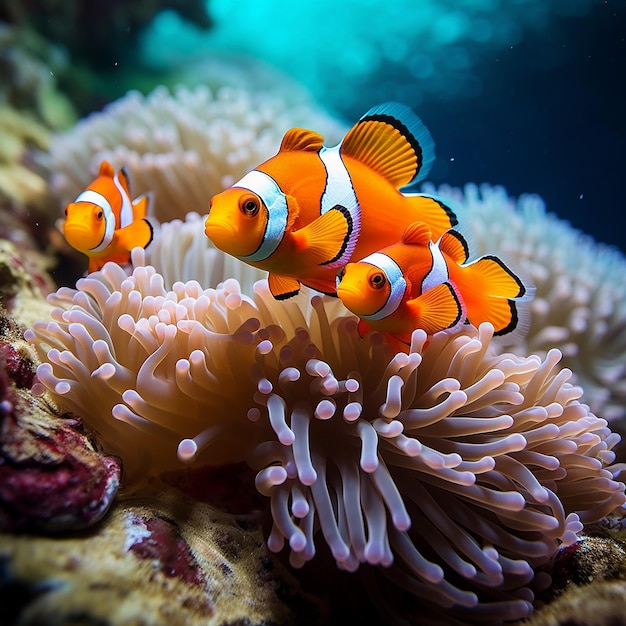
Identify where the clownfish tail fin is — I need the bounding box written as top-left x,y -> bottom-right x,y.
462,256 -> 534,336
470,256 -> 529,300
340,102 -> 435,189
487,298 -> 520,337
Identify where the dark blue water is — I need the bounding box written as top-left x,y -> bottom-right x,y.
137,0 -> 625,253
419,2 -> 626,254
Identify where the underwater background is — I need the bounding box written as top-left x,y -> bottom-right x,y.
139,0 -> 625,253
2,2 -> 626,626
3,0 -> 623,252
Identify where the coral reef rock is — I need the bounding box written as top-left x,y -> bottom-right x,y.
0,476 -> 322,626
0,312 -> 120,532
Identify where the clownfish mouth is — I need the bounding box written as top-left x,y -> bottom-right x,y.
205,218 -> 237,243
63,222 -> 98,250
337,283 -> 370,313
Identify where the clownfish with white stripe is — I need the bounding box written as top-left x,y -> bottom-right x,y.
205,102 -> 457,300
336,221 -> 533,352
62,161 -> 154,273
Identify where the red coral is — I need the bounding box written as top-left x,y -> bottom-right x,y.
128,516 -> 205,586
0,335 -> 120,531
0,341 -> 35,389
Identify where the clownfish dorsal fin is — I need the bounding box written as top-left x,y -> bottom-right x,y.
439,229 -> 469,264
117,166 -> 132,196
97,160 -> 115,179
340,102 -> 435,189
401,222 -> 432,246
280,128 -> 325,152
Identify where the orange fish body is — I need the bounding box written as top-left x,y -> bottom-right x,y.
63,161 -> 154,273
336,222 -> 532,351
205,102 -> 457,299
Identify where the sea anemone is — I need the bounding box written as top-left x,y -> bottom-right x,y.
26,250 -> 625,622
48,82 -> 346,223
142,211 -> 266,294
424,182 -> 626,423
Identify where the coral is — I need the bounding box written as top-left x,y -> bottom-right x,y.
26,252 -> 625,622
547,532 -> 626,594
48,82 -> 347,223
0,24 -> 77,254
525,520 -> 626,625
424,182 -> 626,423
0,313 -> 120,532
0,475 -> 321,625
0,105 -> 50,207
0,23 -> 76,131
0,239 -> 56,328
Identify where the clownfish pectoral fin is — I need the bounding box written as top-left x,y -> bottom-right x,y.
293,205 -> 354,267
268,273 -> 301,300
357,319 -> 371,338
114,218 -> 154,253
340,102 -> 435,188
405,282 -> 465,335
439,229 -> 470,264
280,128 -> 325,153
401,221 -> 433,246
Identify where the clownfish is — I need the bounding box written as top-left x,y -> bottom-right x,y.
336,221 -> 532,352
205,102 -> 457,300
63,161 -> 154,273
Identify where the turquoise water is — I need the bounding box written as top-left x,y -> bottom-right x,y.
137,0 -> 625,253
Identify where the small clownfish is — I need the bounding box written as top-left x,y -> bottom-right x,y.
63,161 -> 154,273
336,222 -> 533,352
205,102 -> 457,300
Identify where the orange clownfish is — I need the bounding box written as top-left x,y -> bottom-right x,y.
63,161 -> 154,273
336,222 -> 533,352
205,102 -> 457,300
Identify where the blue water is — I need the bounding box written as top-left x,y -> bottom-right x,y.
135,0 -> 625,253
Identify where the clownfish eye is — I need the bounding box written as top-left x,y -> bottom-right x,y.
64,207 -> 68,216
96,210 -> 104,220
369,272 -> 386,289
240,196 -> 259,217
